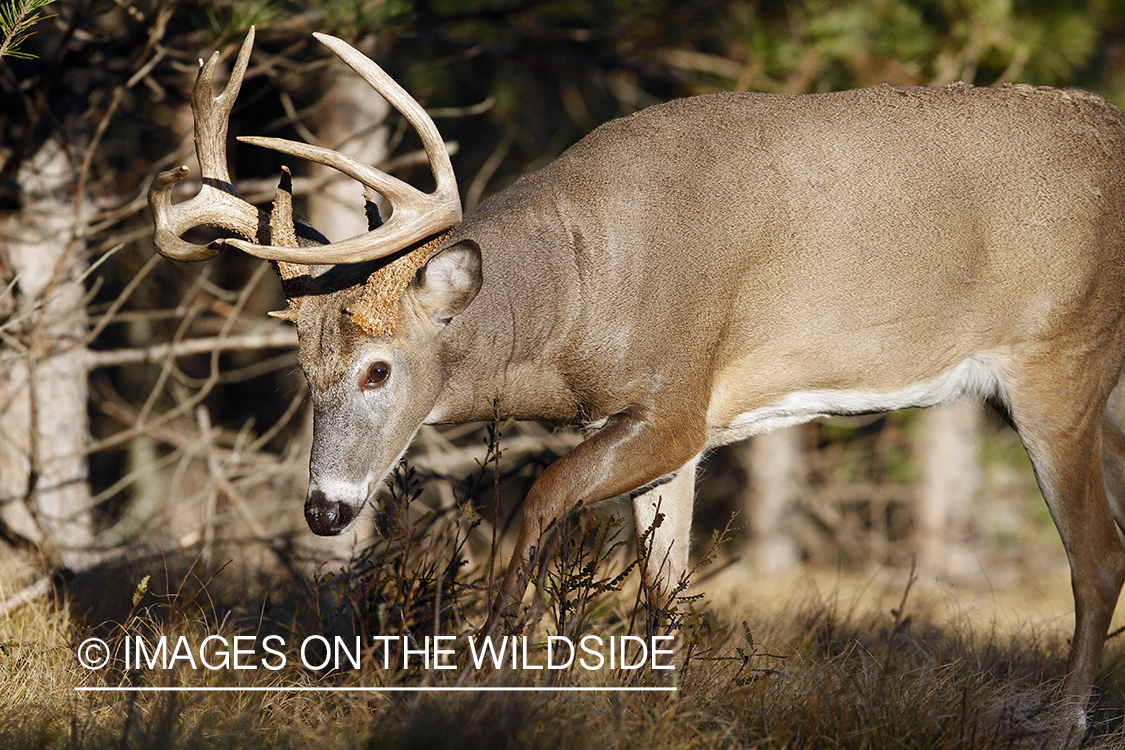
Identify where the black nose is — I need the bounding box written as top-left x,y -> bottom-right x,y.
305,490 -> 359,535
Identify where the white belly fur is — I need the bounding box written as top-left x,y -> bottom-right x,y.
709,353 -> 1006,446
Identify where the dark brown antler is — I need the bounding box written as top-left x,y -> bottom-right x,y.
265,167 -> 311,322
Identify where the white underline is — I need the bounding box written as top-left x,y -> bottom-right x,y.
76,686 -> 676,693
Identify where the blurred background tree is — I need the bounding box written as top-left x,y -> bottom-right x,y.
2,0 -> 1124,604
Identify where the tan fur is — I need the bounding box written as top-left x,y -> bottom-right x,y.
349,229 -> 454,336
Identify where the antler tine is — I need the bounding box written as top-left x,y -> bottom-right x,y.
149,28 -> 265,261
221,33 -> 462,265
312,33 -> 458,202
191,25 -> 255,188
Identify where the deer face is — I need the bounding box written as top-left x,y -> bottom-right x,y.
146,28 -> 469,536
297,241 -> 482,535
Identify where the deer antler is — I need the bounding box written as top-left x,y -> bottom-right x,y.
221,33 -> 463,265
149,28 -> 267,260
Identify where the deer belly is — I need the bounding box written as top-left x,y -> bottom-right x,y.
706,353 -> 1006,446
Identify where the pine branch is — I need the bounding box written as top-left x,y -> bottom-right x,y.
0,0 -> 55,60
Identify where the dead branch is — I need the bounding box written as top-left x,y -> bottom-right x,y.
84,328 -> 297,369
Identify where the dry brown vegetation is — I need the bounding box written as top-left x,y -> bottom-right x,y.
4,459 -> 1125,750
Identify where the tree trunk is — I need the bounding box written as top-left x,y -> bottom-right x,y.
738,426 -> 803,572
914,401 -> 983,577
307,39 -> 391,239
0,137 -> 94,569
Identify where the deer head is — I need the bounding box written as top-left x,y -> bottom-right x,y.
149,28 -> 478,534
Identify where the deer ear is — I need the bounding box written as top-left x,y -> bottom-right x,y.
409,240 -> 482,325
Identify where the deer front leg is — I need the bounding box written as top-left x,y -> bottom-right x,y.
492,406 -> 706,628
632,455 -> 700,614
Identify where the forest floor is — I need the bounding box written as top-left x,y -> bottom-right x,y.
5,530 -> 1125,749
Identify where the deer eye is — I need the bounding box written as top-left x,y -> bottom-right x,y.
361,361 -> 391,390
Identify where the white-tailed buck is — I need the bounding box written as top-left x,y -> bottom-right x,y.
151,30 -> 1125,718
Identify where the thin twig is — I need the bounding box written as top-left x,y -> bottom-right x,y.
875,557 -> 918,705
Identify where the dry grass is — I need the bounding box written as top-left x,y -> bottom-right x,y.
5,491 -> 1125,750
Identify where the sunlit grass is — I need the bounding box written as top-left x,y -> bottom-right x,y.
6,515 -> 1125,749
